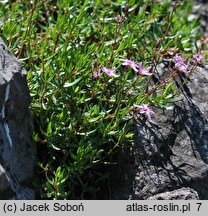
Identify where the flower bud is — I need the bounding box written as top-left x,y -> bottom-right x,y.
155,38 -> 161,49
124,4 -> 129,15
148,86 -> 155,96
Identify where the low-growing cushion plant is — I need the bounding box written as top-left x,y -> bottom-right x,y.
0,0 -> 206,199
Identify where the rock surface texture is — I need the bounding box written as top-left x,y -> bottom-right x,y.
192,0 -> 208,37
132,66 -> 208,199
108,1 -> 208,200
0,38 -> 36,199
109,65 -> 208,200
147,187 -> 199,200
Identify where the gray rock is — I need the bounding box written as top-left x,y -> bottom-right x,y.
108,65 -> 208,200
131,65 -> 208,200
0,164 -> 11,193
192,0 -> 208,37
147,187 -> 199,200
0,38 -> 36,199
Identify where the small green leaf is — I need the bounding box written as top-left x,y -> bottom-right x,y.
64,77 -> 82,87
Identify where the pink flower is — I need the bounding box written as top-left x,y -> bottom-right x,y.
93,71 -> 100,79
173,55 -> 185,63
138,104 -> 154,120
120,58 -> 138,72
173,55 -> 189,74
175,62 -> 189,74
193,53 -> 204,64
102,66 -> 119,77
137,63 -> 152,76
